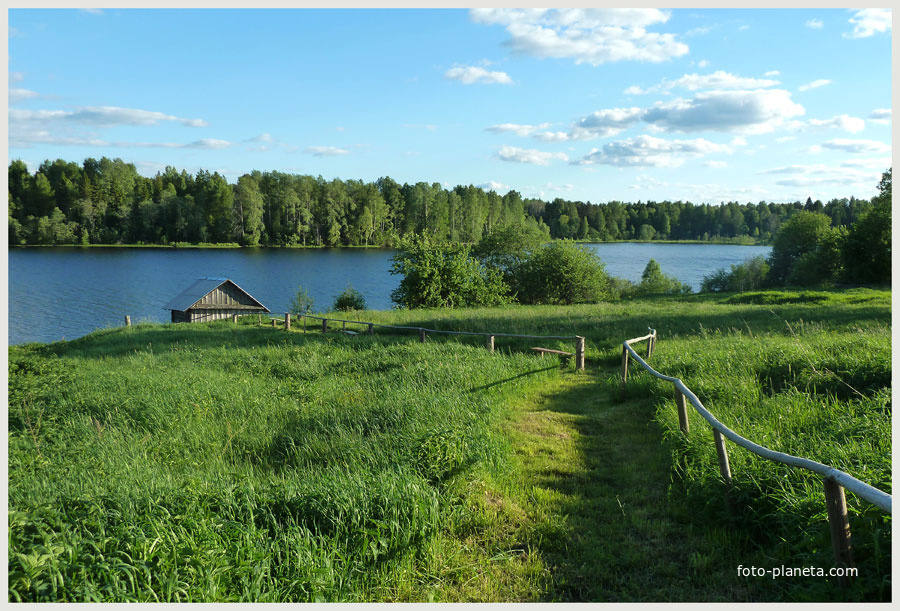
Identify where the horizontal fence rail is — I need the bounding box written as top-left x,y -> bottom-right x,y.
620,328 -> 891,586
264,312 -> 586,370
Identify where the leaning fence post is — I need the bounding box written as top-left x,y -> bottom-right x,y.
621,345 -> 629,386
322,318 -> 328,333
420,329 -> 426,343
486,335 -> 494,352
675,388 -> 690,435
713,429 -> 732,484
824,477 -> 854,587
124,315 -> 131,327
284,313 -> 291,331
575,336 -> 585,371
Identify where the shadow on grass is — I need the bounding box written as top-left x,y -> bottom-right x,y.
513,368 -> 770,602
518,368 -> 890,602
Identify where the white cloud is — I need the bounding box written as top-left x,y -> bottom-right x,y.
806,19 -> 824,29
10,105 -> 207,127
305,146 -> 350,156
730,136 -> 748,146
9,88 -> 39,102
575,135 -> 731,168
840,157 -> 893,169
571,107 -> 643,140
869,108 -> 891,125
760,162 -> 883,190
697,59 -> 710,68
80,8 -> 103,15
821,138 -> 890,154
797,79 -> 831,92
247,133 -> 274,143
764,70 -> 780,77
186,138 -> 230,150
845,8 -> 891,39
703,160 -> 728,168
470,8 -> 688,66
485,122 -> 550,136
497,145 -> 568,166
10,71 -> 24,82
641,89 -> 805,134
534,131 -> 570,142
444,66 -> 512,85
479,180 -> 510,192
626,70 -> 780,96
775,136 -> 796,143
807,114 -> 865,133
545,182 -> 575,191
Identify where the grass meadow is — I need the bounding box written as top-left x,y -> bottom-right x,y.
8,288 -> 891,601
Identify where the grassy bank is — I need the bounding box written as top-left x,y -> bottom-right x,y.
8,289 -> 891,601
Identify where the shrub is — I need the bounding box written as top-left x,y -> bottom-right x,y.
390,235 -> 511,308
634,259 -> 691,296
766,211 -> 833,285
289,285 -> 315,315
332,284 -> 367,311
513,240 -> 615,305
701,256 -> 770,293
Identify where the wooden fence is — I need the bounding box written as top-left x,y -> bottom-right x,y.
267,312 -> 586,370
621,328 -> 892,586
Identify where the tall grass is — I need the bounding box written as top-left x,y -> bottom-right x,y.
8,323 -> 558,601
9,287 -> 891,601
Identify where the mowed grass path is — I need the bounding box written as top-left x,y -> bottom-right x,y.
495,370 -> 762,602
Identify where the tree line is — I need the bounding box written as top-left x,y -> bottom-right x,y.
8,157 -> 882,247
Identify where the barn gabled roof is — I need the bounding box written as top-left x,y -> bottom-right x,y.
163,277 -> 270,312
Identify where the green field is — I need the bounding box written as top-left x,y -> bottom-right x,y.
8,289 -> 891,601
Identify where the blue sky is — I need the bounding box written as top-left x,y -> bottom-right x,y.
8,8 -> 892,204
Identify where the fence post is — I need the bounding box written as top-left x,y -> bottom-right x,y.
486,335 -> 494,352
824,477 -> 854,587
233,314 -> 238,324
713,429 -> 732,484
272,318 -> 277,328
575,336 -> 585,371
646,336 -> 652,359
258,313 -> 262,325
284,313 -> 291,331
368,323 -> 374,335
322,318 -> 328,333
675,388 -> 689,435
342,321 -> 346,332
621,345 -> 629,386
124,315 -> 131,327
420,329 -> 426,343
301,315 -> 306,333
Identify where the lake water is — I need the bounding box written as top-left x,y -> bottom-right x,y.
8,243 -> 770,345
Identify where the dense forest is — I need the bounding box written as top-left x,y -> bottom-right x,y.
8,157 -> 879,247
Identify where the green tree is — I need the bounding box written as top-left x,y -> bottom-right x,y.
635,259 -> 691,295
233,175 -> 265,246
289,285 -> 315,315
390,235 -> 510,308
513,241 -> 614,305
766,211 -> 833,285
842,169 -> 891,285
332,284 -> 367,311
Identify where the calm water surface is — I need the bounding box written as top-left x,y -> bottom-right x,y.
8,243 -> 770,345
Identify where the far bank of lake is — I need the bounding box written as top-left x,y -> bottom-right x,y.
8,242 -> 770,345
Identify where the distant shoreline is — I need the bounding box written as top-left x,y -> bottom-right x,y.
8,238 -> 770,250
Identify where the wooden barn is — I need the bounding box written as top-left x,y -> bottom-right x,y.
164,277 -> 270,323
